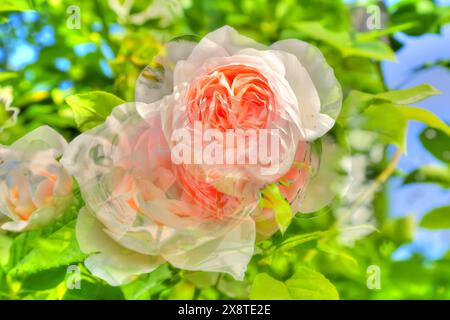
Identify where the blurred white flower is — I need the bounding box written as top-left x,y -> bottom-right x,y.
0,126 -> 73,232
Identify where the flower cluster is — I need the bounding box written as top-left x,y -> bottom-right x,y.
0,26 -> 342,286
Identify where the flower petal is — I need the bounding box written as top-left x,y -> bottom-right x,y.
271,39 -> 343,121
135,41 -> 196,104
84,252 -> 161,287
11,125 -> 68,157
294,136 -> 344,213
61,103 -> 156,239
163,217 -> 256,280
1,207 -> 56,232
173,26 -> 266,87
77,206 -> 162,286
201,25 -> 266,55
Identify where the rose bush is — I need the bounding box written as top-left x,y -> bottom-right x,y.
61,26 -> 342,285
0,126 -> 73,232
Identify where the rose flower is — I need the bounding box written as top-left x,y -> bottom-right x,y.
62,26 -> 341,285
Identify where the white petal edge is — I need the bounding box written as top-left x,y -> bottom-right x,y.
295,135 -> 346,213
201,25 -> 266,55
1,207 -> 56,232
173,26 -> 266,87
135,40 -> 196,104
77,206 -> 162,286
271,39 -> 343,121
163,217 -> 256,281
10,125 -> 68,157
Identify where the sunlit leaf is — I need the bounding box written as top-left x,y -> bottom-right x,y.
383,214 -> 416,245
292,22 -> 395,61
360,103 -> 407,148
65,91 -> 124,131
0,234 -> 12,267
420,127 -> 450,163
376,84 -> 441,105
404,166 -> 450,188
276,231 -> 325,251
0,0 -> 31,12
14,91 -> 49,108
420,206 -> 450,230
285,267 -> 339,300
292,21 -> 351,49
250,268 -> 339,300
121,264 -> 172,300
342,40 -> 396,61
0,72 -> 18,82
184,271 -> 219,289
168,280 -> 195,300
260,184 -> 292,234
356,22 -> 417,41
9,221 -> 86,275
399,106 -> 450,137
249,273 -> 292,300
217,274 -> 249,299
338,90 -> 374,125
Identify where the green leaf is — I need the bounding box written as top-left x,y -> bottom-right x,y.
0,234 -> 12,267
360,103 -> 407,147
121,264 -> 172,300
184,271 -> 219,289
6,231 -> 41,272
340,85 -> 441,127
276,231 -> 325,251
249,273 -> 292,300
342,40 -> 396,61
356,22 -> 417,41
398,106 -> 450,137
420,206 -> 450,230
338,90 -> 374,126
5,205 -> 79,273
285,267 -> 339,300
168,280 -> 195,300
250,268 -> 339,300
420,127 -> 450,163
375,84 -> 441,105
0,72 -> 18,82
21,267 -> 67,291
217,274 -> 249,299
390,0 -> 440,36
0,0 -> 31,12
65,91 -> 124,131
330,86 -> 444,151
292,22 -> 351,49
404,166 -> 450,188
10,220 -> 86,275
292,22 -> 395,61
383,215 -> 416,245
260,184 -> 292,234
63,280 -> 125,300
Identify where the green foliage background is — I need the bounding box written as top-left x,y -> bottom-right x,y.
1,0 -> 450,300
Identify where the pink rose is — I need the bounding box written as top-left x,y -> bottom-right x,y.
62,103 -> 256,285
63,26 -> 342,285
137,26 -> 341,196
